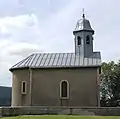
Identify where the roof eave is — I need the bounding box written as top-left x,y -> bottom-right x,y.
9,67 -> 30,72
9,65 -> 101,72
73,29 -> 94,35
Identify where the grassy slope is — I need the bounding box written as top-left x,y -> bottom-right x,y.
1,115 -> 120,119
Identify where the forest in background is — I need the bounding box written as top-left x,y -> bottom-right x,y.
0,86 -> 11,106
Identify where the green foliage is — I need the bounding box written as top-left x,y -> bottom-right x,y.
100,60 -> 120,107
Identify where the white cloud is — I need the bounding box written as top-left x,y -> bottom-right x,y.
8,43 -> 42,56
0,14 -> 43,86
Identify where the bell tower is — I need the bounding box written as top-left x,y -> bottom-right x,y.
73,12 -> 94,58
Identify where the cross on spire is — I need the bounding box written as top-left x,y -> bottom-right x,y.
82,8 -> 85,18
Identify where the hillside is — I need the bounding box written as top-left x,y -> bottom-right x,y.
0,86 -> 12,106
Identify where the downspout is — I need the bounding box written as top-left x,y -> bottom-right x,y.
29,67 -> 32,106
97,67 -> 100,107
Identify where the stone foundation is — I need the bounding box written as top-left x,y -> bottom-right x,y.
0,106 -> 120,117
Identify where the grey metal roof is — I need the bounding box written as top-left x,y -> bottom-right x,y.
10,52 -> 101,71
74,15 -> 94,33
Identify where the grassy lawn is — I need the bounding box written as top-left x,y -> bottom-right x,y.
1,115 -> 120,119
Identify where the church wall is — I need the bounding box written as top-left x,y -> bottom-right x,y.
31,67 -> 99,107
11,69 -> 30,107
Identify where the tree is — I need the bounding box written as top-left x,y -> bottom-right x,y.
100,60 -> 120,107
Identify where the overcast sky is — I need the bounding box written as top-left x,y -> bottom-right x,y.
0,0 -> 120,86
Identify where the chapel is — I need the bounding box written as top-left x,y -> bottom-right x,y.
10,13 -> 101,107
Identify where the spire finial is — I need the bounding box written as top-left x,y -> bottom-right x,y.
82,8 -> 85,18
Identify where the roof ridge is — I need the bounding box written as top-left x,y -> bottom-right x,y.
32,52 -> 74,54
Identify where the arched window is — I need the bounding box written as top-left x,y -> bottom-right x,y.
86,35 -> 90,44
60,80 -> 69,99
21,81 -> 27,94
92,36 -> 94,40
77,36 -> 81,45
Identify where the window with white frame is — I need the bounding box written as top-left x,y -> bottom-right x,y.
21,81 -> 27,94
60,80 -> 69,99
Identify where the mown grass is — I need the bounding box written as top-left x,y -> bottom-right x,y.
1,115 -> 120,119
